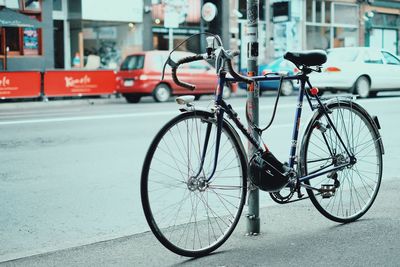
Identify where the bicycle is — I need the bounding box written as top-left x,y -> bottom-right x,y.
140,34 -> 384,257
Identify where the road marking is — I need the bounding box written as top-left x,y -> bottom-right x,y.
0,96 -> 398,125
0,111 -> 180,125
0,104 -> 295,125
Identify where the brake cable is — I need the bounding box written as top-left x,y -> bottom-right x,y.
246,75 -> 285,133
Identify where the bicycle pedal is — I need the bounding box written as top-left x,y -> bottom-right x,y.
320,184 -> 336,198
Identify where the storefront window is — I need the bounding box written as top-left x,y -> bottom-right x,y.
306,0 -> 312,22
333,27 -> 358,47
306,0 -> 358,49
53,0 -> 62,11
5,0 -> 20,9
23,0 -> 41,11
306,26 -> 330,50
333,4 -> 357,25
23,27 -> 39,55
315,1 -> 322,23
6,28 -> 21,53
325,1 -> 331,23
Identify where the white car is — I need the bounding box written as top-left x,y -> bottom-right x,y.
309,47 -> 400,98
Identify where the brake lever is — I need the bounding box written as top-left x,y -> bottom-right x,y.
214,47 -> 223,74
161,56 -> 178,80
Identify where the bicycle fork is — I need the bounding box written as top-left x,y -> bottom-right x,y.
192,108 -> 225,183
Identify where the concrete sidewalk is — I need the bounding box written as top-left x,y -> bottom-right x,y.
2,179 -> 399,267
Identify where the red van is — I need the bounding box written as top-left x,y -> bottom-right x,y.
116,50 -> 236,103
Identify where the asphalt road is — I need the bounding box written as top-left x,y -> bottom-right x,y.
0,92 -> 399,264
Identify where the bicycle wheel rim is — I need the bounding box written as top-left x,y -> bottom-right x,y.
302,102 -> 382,223
141,111 -> 247,257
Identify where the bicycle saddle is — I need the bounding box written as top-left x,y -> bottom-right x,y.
284,50 -> 327,67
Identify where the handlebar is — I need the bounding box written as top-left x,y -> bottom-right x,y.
171,54 -> 204,91
164,48 -> 253,91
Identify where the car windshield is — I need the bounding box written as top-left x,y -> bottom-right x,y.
327,49 -> 359,62
120,55 -> 145,70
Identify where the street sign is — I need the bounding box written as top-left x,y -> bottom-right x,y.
164,12 -> 179,28
201,2 -> 218,22
164,0 -> 187,28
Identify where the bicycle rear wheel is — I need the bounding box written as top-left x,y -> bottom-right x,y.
141,110 -> 247,257
300,100 -> 383,223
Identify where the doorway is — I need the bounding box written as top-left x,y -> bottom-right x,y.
54,20 -> 64,68
369,28 -> 398,55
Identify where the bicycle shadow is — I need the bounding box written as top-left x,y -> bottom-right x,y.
166,215 -> 398,267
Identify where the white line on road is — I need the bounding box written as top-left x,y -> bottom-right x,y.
0,96 -> 397,125
0,104 -> 294,125
0,111 -> 180,125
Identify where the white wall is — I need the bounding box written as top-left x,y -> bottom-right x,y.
81,0 -> 143,23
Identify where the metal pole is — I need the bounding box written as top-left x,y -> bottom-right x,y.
168,28 -> 173,51
246,0 -> 260,235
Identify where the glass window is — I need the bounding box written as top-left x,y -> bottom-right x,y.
382,51 -> 400,65
120,55 -> 144,70
315,1 -> 322,23
325,1 -> 332,23
386,14 -> 400,28
23,0 -> 41,11
306,26 -> 330,50
6,28 -> 21,52
23,27 -> 39,55
363,50 -> 383,64
5,0 -> 20,9
53,0 -> 62,11
306,0 -> 313,22
333,4 -> 357,25
333,27 -> 358,47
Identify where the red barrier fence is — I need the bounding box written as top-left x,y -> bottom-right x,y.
44,70 -> 116,97
0,71 -> 41,99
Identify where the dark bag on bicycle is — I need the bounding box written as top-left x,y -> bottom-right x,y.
249,151 -> 290,192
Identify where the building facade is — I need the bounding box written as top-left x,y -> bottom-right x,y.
53,0 -> 144,69
0,0 -> 54,71
267,0 -> 400,59
1,0 -> 399,71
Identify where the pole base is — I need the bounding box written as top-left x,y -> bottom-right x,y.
246,215 -> 260,235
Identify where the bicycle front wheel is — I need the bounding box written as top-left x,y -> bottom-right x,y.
141,110 -> 247,257
300,100 -> 383,223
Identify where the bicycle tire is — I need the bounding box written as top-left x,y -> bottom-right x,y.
300,100 -> 383,223
141,110 -> 247,257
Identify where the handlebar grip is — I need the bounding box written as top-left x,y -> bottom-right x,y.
171,54 -> 204,91
226,59 -> 253,84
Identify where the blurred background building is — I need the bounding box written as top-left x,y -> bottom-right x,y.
0,0 -> 399,71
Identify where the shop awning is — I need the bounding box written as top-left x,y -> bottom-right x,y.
0,7 -> 42,28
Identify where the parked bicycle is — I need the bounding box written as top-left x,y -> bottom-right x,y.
141,34 -> 384,257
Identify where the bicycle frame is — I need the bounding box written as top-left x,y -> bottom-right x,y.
197,69 -> 354,186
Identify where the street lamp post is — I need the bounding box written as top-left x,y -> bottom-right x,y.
246,0 -> 260,235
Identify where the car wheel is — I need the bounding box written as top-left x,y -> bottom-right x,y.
353,76 -> 370,98
223,85 -> 232,99
194,95 -> 201,100
153,84 -> 171,102
280,80 -> 294,96
124,94 -> 141,103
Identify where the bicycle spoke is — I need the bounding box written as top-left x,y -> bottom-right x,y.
142,112 -> 246,256
302,102 -> 382,223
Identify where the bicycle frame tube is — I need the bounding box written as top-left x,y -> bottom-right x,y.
200,71 -> 355,185
203,72 -> 227,182
203,72 -> 263,182
288,78 -> 307,168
